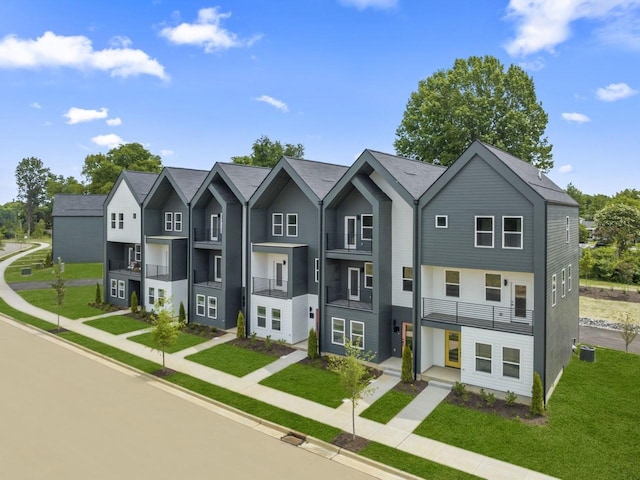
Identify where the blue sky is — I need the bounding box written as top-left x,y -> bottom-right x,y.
1,0 -> 639,205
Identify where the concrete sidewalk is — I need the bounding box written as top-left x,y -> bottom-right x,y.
0,244 -> 556,480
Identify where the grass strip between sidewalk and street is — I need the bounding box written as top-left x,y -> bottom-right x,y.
0,298 -> 58,331
360,389 -> 416,424
186,343 -> 278,377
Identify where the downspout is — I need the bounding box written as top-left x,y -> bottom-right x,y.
412,199 -> 419,380
542,206 -> 548,400
317,199 -> 323,355
243,201 -> 249,338
187,201 -> 192,323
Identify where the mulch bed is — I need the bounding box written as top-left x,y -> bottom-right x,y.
332,431 -> 370,453
229,337 -> 296,357
89,302 -> 126,313
580,286 -> 640,303
123,311 -> 227,340
393,379 -> 428,395
151,368 -> 177,378
446,390 -> 546,425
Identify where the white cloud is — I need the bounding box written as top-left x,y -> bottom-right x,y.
29,102 -> 41,109
91,133 -> 124,149
519,58 -> 545,71
106,117 -> 122,126
109,36 -> 132,48
253,95 -> 288,112
160,7 -> 262,53
338,0 -> 398,9
504,0 -> 640,57
561,112 -> 591,123
596,82 -> 638,101
64,107 -> 108,124
558,164 -> 574,174
160,149 -> 174,157
0,31 -> 168,79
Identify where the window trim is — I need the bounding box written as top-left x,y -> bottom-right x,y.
364,262 -> 373,289
134,244 -> 141,262
485,273 -> 502,302
210,213 -> 222,241
566,216 -> 570,243
475,216 -> 494,248
402,266 -> 413,292
568,264 -> 573,292
272,213 -> 283,237
214,255 -> 222,282
350,320 -> 365,350
445,270 -> 460,298
331,317 -> 345,346
110,279 -> 117,297
174,212 -> 183,232
503,347 -> 520,379
158,288 -> 165,307
475,342 -> 492,374
196,294 -> 205,316
286,213 -> 298,237
314,258 -> 319,283
148,287 -> 155,306
117,280 -> 125,299
257,306 -> 266,328
271,308 -> 281,331
207,296 -> 217,319
164,212 -> 173,232
435,215 -> 448,228
110,212 -> 116,229
561,268 -> 566,298
552,274 -> 557,307
361,214 -> 373,241
118,212 -> 124,229
502,216 -> 523,249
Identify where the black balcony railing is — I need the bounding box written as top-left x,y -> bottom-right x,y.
146,263 -> 169,280
325,286 -> 373,311
193,227 -> 223,243
422,297 -> 533,335
108,259 -> 141,275
252,277 -> 288,298
325,232 -> 372,253
193,269 -> 222,288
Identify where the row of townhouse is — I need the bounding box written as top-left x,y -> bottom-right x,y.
103,140 -> 579,400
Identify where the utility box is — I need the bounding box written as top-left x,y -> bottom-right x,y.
21,268 -> 31,276
580,345 -> 596,362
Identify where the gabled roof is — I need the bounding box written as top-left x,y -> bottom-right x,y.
217,163 -> 270,202
52,194 -> 107,217
283,157 -> 349,200
121,170 -> 159,204
164,167 -> 210,203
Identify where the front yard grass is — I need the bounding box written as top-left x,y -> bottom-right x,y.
128,330 -> 208,353
360,389 -> 415,424
580,296 -> 640,322
85,316 -> 149,335
18,285 -> 104,319
415,347 -> 640,479
186,343 -> 278,377
259,361 -> 347,408
5,260 -> 103,283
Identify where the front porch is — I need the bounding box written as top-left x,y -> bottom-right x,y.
420,365 -> 460,385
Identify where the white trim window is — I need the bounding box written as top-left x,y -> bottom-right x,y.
502,216 -> 523,249
257,306 -> 266,328
214,255 -> 222,282
350,321 -> 365,349
503,347 -> 520,379
445,270 -> 460,297
475,216 -> 494,248
111,213 -> 116,229
435,215 -> 448,228
568,264 -> 573,292
271,308 -> 281,331
196,294 -> 205,316
118,280 -> 125,299
134,244 -> 141,262
110,279 -> 117,297
475,343 -> 492,373
361,214 -> 373,241
314,258 -> 319,283
272,213 -> 283,236
148,287 -> 155,306
158,288 -> 166,307
332,317 -> 345,345
364,262 -> 373,289
561,268 -> 566,298
208,296 -> 217,319
210,214 -> 221,241
286,213 -> 298,237
566,216 -> 570,243
174,212 -> 183,232
402,267 -> 413,292
164,212 -> 173,232
552,274 -> 557,307
118,213 -> 124,229
485,274 -> 501,302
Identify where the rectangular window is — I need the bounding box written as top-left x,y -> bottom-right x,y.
196,295 -> 205,316
271,308 -> 281,331
110,213 -> 116,229
158,288 -> 165,307
502,216 -> 523,249
110,279 -> 117,297
475,343 -> 492,373
503,347 -> 520,379
134,244 -> 141,263
257,306 -> 266,328
117,280 -> 125,299
148,287 -> 155,306
351,321 -> 365,349
485,274 -> 501,302
568,264 -> 573,292
475,216 -> 494,248
208,296 -> 217,319
332,317 -> 345,345
361,214 -> 373,240
210,214 -> 221,241
435,215 -> 448,228
552,274 -> 557,307
314,258 -> 319,283
566,216 -> 570,243
174,212 -> 183,232
364,262 -> 373,289
561,268 -> 566,298
214,255 -> 222,282
164,212 -> 173,231
118,213 -> 124,229
445,270 -> 460,297
133,213 -> 136,219
272,213 -> 283,236
286,213 -> 298,237
402,267 -> 413,292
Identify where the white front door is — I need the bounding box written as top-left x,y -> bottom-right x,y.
348,267 -> 360,301
345,216 -> 357,249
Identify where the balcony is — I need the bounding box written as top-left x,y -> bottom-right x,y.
325,232 -> 372,254
146,263 -> 169,281
252,277 -> 288,299
193,269 -> 222,289
422,298 -> 533,335
326,286 -> 373,312
193,227 -> 223,244
108,260 -> 141,276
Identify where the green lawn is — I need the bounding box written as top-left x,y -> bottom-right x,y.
85,316 -> 150,335
415,348 -> 640,479
579,277 -> 638,291
128,330 -> 208,353
360,388 -> 416,424
18,285 -> 104,319
186,343 -> 278,377
5,259 -> 102,283
259,361 -> 347,408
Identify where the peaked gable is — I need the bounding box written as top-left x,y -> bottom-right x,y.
145,166 -> 208,208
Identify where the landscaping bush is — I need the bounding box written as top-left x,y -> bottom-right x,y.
130,291 -> 138,314
178,301 -> 186,322
236,310 -> 245,338
307,328 -> 318,359
401,344 -> 413,383
95,282 -> 102,305
530,371 -> 544,416
505,390 -> 517,407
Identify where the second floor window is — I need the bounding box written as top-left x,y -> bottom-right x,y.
287,213 -> 298,237
174,212 -> 183,232
445,270 -> 460,297
364,262 -> 373,289
503,216 -> 522,249
402,267 -> 413,292
164,212 -> 173,231
272,213 -> 283,236
111,213 -> 116,229
118,213 -> 124,229
361,214 -> 373,240
485,273 -> 501,302
475,216 -> 494,248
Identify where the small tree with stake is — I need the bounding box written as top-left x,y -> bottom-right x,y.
618,313 -> 639,353
150,302 -> 182,374
50,258 -> 65,331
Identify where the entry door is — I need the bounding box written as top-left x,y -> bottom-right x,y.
513,284 -> 527,319
348,267 -> 360,301
275,262 -> 286,291
445,330 -> 461,368
345,216 -> 357,249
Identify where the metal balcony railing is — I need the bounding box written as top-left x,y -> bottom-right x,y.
193,269 -> 222,288
252,277 -> 288,298
108,259 -> 141,275
145,263 -> 169,280
325,286 -> 373,311
325,232 -> 372,253
193,227 -> 223,243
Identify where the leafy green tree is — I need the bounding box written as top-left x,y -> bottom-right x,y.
32,219 -> 46,238
401,344 -> 413,383
236,310 -> 245,339
395,55 -> 553,170
150,304 -> 182,373
50,259 -> 65,330
329,339 -> 375,440
595,203 -> 640,255
16,157 -> 51,235
82,143 -> 162,194
232,135 -> 305,168
579,223 -> 589,243
530,371 -> 544,416
307,328 -> 319,360
580,248 -> 595,285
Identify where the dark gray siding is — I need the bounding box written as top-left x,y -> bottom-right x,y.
192,287 -> 228,329
390,306 -> 412,357
323,306 -> 381,362
52,217 -> 104,263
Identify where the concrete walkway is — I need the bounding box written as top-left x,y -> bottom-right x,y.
0,244 -> 556,480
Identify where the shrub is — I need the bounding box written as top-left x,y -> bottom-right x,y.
485,392 -> 496,407
505,390 -> 517,407
530,371 -> 544,416
401,344 -> 413,383
307,328 -> 319,359
236,310 -> 245,339
265,335 -> 272,351
453,381 -> 467,396
250,332 -> 257,346
130,291 -> 138,314
44,250 -> 53,267
178,301 -> 186,323
95,282 -> 102,305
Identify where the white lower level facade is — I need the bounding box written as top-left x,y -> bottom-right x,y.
250,294 -> 318,344
145,278 -> 187,317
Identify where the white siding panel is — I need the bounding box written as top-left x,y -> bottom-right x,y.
107,181 -> 141,243
292,295 -> 314,344
145,278 -> 187,317
250,295 -> 292,343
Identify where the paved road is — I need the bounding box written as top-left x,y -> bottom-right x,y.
0,319 -> 375,480
580,325 -> 640,354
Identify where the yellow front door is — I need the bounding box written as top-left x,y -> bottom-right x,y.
445,330 -> 461,368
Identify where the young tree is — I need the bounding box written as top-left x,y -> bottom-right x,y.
401,344 -> 413,383
130,290 -> 139,314
618,313 -> 639,353
329,340 -> 375,440
307,328 -> 319,359
395,55 -> 553,170
580,248 -> 595,286
150,304 -> 182,373
232,135 -> 305,168
95,282 -> 102,305
50,259 -> 65,330
16,157 -> 51,236
530,371 -> 544,416
178,301 -> 186,323
594,203 -> 640,255
236,310 -> 245,339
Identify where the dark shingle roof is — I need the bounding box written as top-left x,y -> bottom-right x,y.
366,150 -> 447,199
218,163 -> 271,202
165,167 -> 209,203
52,194 -> 107,217
122,170 -> 159,204
479,142 -> 578,206
284,157 -> 349,199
